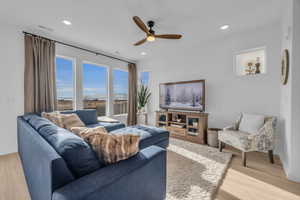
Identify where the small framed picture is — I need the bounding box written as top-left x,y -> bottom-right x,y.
235,47 -> 266,76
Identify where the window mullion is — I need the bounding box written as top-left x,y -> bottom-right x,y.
75,58 -> 83,110
107,67 -> 114,116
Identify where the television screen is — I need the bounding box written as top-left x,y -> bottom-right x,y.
159,80 -> 205,112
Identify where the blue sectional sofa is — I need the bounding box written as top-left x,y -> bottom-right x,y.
18,110 -> 169,200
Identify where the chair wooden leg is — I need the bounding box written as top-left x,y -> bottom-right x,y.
219,141 -> 223,152
268,150 -> 274,164
242,151 -> 247,167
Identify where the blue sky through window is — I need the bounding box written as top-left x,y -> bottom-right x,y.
113,69 -> 128,100
56,57 -> 129,100
83,63 -> 107,100
56,57 -> 73,100
140,71 -> 149,86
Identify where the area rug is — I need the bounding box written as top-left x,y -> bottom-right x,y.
166,138 -> 232,200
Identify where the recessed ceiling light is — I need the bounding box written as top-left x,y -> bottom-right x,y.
62,20 -> 72,25
220,25 -> 229,30
141,52 -> 147,56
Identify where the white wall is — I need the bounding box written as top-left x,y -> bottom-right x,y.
291,0 -> 300,182
139,23 -> 282,151
279,0 -> 300,182
0,23 -> 24,155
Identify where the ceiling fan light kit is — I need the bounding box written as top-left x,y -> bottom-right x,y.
133,16 -> 182,46
147,35 -> 155,42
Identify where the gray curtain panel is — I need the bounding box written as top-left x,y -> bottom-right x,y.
127,63 -> 138,125
24,35 -> 57,113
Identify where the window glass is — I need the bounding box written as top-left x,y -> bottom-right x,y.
56,57 -> 74,110
140,71 -> 149,86
82,63 -> 107,116
113,69 -> 128,115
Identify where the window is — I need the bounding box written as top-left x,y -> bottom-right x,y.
82,63 -> 108,116
55,57 -> 74,111
140,71 -> 149,86
113,69 -> 128,115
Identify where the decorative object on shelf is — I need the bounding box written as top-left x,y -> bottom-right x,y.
235,47 -> 266,76
159,114 -> 166,122
137,84 -> 151,113
281,49 -> 289,85
255,57 -> 261,74
193,122 -> 198,128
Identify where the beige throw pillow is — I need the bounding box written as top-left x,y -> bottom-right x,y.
239,113 -> 265,134
70,127 -> 140,164
100,134 -> 140,164
61,114 -> 85,130
71,126 -> 108,137
41,111 -> 64,128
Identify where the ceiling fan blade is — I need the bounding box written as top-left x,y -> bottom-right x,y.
154,34 -> 182,39
133,16 -> 150,34
134,38 -> 147,46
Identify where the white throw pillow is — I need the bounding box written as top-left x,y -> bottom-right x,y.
239,113 -> 265,134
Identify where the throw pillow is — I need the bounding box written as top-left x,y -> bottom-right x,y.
41,111 -> 64,128
71,126 -> 108,137
239,113 -> 265,134
61,113 -> 85,130
71,127 -> 140,164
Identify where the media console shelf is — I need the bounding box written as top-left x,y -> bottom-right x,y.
156,110 -> 208,144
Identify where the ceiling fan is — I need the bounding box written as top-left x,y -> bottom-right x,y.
132,16 -> 182,46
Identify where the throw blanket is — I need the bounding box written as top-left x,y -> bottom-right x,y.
71,127 -> 140,164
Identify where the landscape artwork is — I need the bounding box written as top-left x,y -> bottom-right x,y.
159,81 -> 205,111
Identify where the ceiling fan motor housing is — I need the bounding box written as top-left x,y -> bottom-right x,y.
147,21 -> 155,34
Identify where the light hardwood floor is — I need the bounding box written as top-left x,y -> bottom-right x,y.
1,147 -> 300,200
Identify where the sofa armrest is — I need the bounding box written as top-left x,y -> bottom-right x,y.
247,119 -> 276,152
52,146 -> 166,200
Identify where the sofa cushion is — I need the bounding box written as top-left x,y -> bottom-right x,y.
39,124 -> 102,177
87,122 -> 126,132
218,130 -> 253,151
110,125 -> 169,149
239,113 -> 265,134
24,114 -> 54,131
61,110 -> 98,125
23,113 -> 39,122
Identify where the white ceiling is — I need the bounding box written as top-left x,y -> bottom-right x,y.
0,0 -> 282,61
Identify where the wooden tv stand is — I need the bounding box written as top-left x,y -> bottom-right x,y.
156,110 -> 208,144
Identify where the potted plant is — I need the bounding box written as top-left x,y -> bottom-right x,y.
137,84 -> 151,113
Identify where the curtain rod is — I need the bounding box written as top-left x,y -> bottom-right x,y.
23,31 -> 134,64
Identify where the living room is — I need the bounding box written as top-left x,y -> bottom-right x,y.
1,0 -> 300,200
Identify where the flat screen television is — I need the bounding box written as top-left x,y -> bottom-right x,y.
159,80 -> 205,112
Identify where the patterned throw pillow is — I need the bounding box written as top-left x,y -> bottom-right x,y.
70,127 -> 140,164
41,111 -> 64,128
61,114 -> 85,130
71,126 -> 108,137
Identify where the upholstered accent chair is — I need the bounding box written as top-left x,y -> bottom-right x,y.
218,114 -> 277,167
